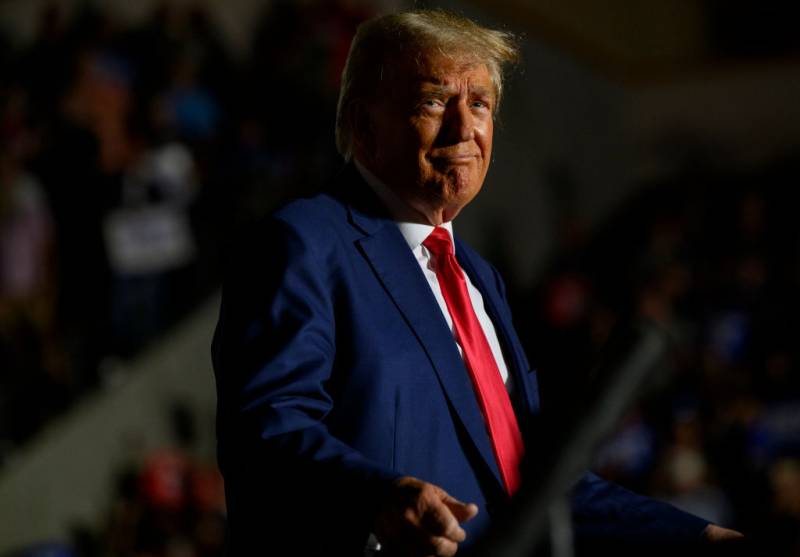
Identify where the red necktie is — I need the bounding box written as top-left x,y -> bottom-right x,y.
423,227 -> 524,495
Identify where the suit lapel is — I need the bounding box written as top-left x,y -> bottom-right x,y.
339,171 -> 504,491
456,241 -> 538,417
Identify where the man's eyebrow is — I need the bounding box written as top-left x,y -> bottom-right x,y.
417,81 -> 495,99
471,85 -> 494,98
418,80 -> 451,95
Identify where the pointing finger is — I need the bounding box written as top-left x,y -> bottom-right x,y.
442,494 -> 479,523
422,499 -> 466,542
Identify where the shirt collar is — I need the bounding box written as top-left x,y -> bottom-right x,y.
354,158 -> 455,253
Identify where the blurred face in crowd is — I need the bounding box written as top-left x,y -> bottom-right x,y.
355,50 -> 495,225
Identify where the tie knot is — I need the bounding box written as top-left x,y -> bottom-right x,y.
422,227 -> 453,256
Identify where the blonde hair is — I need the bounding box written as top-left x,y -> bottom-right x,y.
335,9 -> 519,160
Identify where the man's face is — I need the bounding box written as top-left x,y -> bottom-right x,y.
358,51 -> 495,224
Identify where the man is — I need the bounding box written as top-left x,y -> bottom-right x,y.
212,10 -> 741,556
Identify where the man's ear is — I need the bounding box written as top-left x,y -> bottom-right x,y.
351,102 -> 375,161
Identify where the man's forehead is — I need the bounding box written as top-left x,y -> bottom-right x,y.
415,74 -> 494,93
390,52 -> 494,89
415,52 -> 485,75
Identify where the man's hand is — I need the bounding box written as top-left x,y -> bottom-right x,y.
374,476 -> 479,556
703,524 -> 744,543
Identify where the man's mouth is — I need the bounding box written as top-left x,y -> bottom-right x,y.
430,154 -> 478,165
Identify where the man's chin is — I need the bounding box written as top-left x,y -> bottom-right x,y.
430,164 -> 479,189
423,184 -> 480,223
442,176 -> 482,206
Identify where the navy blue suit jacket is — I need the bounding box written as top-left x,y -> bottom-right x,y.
212,164 -> 708,555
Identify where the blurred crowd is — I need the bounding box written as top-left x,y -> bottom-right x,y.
0,0 -> 371,465
8,403 -> 226,557
523,162 -> 800,555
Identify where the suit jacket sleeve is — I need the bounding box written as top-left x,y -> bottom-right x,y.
571,472 -> 710,550
212,216 -> 399,555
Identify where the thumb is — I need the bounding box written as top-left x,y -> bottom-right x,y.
441,494 -> 479,523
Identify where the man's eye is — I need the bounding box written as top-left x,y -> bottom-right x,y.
420,99 -> 444,111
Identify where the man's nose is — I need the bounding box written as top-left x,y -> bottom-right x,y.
442,100 -> 474,143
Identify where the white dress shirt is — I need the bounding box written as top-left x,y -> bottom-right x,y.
354,160 -> 512,387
